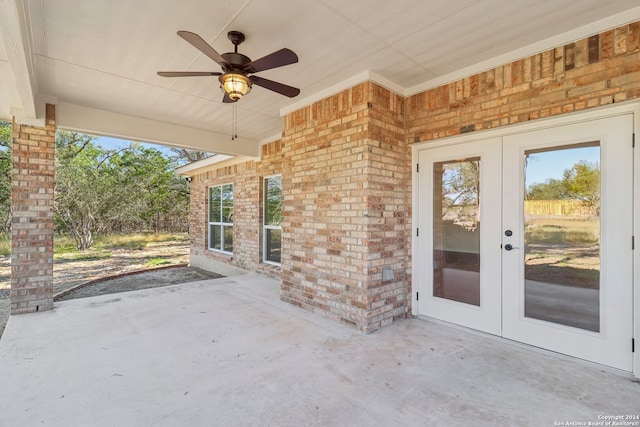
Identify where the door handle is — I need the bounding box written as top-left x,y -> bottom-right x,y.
504,244 -> 519,251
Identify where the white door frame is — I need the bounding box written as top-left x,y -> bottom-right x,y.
411,101 -> 640,377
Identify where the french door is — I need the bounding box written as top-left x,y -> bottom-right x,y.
416,114 -> 634,371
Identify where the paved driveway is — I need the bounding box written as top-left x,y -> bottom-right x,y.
0,274 -> 638,426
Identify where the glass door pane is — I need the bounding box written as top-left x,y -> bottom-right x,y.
523,143 -> 600,332
433,158 -> 481,306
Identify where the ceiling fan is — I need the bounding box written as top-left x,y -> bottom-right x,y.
158,30 -> 300,103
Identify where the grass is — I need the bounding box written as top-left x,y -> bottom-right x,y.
524,217 -> 600,286
54,236 -> 80,254
66,252 -> 113,261
52,232 -> 188,260
94,233 -> 188,251
525,217 -> 599,245
145,258 -> 172,267
0,233 -> 10,257
0,232 -> 189,260
557,256 -> 573,266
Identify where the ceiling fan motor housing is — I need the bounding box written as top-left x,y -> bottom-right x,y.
220,53 -> 252,72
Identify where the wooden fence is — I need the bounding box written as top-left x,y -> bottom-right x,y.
524,200 -> 596,217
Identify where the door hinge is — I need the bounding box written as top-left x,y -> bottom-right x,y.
633,133 -> 636,148
416,292 -> 419,301
416,228 -> 419,237
633,338 -> 635,353
633,236 -> 635,250
416,163 -> 420,173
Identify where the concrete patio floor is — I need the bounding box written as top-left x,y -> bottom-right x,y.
0,274 -> 638,427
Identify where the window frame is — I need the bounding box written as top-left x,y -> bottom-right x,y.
208,183 -> 234,254
263,174 -> 282,265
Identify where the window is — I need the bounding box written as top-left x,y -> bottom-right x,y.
263,175 -> 282,264
208,184 -> 233,253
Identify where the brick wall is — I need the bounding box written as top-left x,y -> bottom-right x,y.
187,20 -> 640,334
406,22 -> 640,141
10,104 -> 56,314
281,82 -> 409,332
362,85 -> 410,329
189,140 -> 283,279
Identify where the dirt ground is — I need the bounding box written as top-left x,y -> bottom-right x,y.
0,239 -> 224,340
55,266 -> 222,301
525,243 -> 599,289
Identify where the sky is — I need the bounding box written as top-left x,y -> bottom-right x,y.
94,135 -> 175,156
525,145 -> 600,187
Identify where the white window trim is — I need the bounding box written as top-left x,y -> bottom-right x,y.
263,174 -> 282,265
208,183 -> 233,255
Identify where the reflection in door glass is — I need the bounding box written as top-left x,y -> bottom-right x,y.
524,143 -> 600,332
433,158 -> 480,306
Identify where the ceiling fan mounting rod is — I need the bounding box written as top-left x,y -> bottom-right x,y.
227,30 -> 245,54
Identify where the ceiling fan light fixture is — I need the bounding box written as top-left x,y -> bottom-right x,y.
219,73 -> 252,101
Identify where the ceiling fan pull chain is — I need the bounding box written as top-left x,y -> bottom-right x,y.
231,103 -> 238,141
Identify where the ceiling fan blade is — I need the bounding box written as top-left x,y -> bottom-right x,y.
158,71 -> 222,77
222,93 -> 237,103
244,48 -> 298,74
250,76 -> 300,98
177,31 -> 230,68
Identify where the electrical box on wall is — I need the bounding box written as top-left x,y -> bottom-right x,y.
382,266 -> 394,282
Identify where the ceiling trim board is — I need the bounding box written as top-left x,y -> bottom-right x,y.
176,155 -> 256,177
175,154 -> 235,176
56,102 -> 260,158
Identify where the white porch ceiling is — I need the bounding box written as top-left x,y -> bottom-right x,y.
1,0 -> 639,156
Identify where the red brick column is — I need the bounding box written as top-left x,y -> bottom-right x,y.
281,82 -> 409,333
10,104 -> 56,314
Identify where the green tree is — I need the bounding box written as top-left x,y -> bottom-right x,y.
0,122 -> 12,233
563,160 -> 600,209
440,159 -> 480,229
526,161 -> 599,201
526,178 -> 569,200
110,143 -> 189,233
55,131 -> 118,249
54,132 -> 190,249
